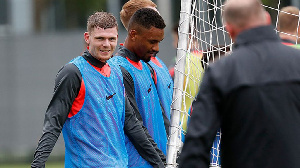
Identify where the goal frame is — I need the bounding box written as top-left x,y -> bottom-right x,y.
166,0 -> 192,167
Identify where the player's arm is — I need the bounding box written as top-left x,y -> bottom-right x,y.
120,66 -> 166,166
31,63 -> 81,168
159,99 -> 170,136
178,68 -> 221,168
124,94 -> 164,168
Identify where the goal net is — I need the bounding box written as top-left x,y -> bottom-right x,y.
166,0 -> 297,167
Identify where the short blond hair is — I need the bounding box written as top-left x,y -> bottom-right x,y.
120,0 -> 157,30
278,6 -> 300,33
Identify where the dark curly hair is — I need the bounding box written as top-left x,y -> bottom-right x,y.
87,12 -> 118,32
128,8 -> 166,30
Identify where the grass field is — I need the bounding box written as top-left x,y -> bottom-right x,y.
0,162 -> 64,168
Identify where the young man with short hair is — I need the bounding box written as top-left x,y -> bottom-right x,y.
120,0 -> 173,138
31,11 -> 163,168
111,8 -> 168,167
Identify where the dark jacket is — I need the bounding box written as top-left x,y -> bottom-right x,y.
179,25 -> 300,168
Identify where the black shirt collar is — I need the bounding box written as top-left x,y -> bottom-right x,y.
81,49 -> 107,68
115,45 -> 140,62
234,25 -> 280,48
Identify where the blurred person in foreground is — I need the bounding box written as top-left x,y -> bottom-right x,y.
179,0 -> 300,167
110,8 -> 168,167
120,0 -> 173,135
31,11 -> 163,167
181,45 -> 231,166
277,6 -> 300,49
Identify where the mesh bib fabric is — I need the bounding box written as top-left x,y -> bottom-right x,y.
148,57 -> 173,120
62,56 -> 128,168
110,56 -> 168,168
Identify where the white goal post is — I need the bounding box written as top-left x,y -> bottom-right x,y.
166,0 -> 298,167
166,0 -> 230,167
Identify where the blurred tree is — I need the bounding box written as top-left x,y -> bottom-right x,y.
65,0 -> 107,29
0,0 -> 8,25
34,0 -> 107,32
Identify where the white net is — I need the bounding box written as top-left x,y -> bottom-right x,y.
166,0 -> 230,167
166,0 -> 298,167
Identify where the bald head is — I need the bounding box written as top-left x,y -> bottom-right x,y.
223,0 -> 270,41
223,0 -> 267,28
278,6 -> 300,33
277,6 -> 300,43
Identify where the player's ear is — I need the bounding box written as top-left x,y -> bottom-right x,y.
84,32 -> 90,44
225,23 -> 235,40
129,29 -> 138,41
265,11 -> 271,25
